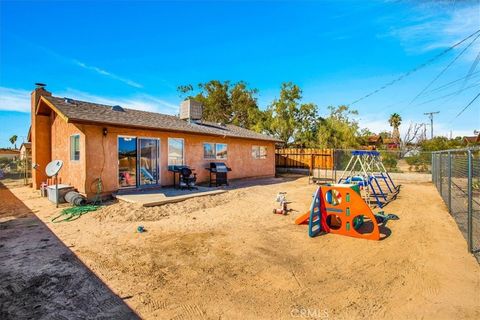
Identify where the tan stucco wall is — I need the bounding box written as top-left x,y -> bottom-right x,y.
32,97 -> 276,197
50,114 -> 87,193
79,124 -> 276,197
31,87 -> 52,189
31,115 -> 51,188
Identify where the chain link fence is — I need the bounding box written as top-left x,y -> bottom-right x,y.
432,147 -> 480,260
0,155 -> 31,186
276,148 -> 433,184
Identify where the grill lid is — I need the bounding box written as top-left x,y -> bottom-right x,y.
210,162 -> 229,172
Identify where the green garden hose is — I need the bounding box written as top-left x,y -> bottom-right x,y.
51,176 -> 103,223
51,205 -> 100,223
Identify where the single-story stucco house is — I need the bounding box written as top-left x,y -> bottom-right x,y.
29,84 -> 281,198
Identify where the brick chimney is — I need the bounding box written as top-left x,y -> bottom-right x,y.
31,83 -> 52,189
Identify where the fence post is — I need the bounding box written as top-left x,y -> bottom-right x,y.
467,149 -> 473,253
431,152 -> 434,183
439,153 -> 443,195
448,151 -> 451,213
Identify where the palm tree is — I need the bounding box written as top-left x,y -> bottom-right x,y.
388,113 -> 402,140
9,135 -> 18,149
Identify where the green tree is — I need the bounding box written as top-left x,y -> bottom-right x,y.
229,82 -> 262,129
317,105 -> 360,149
264,82 -> 302,144
294,102 -> 319,147
388,113 -> 402,139
357,128 -> 374,146
420,136 -> 463,151
9,135 -> 18,149
263,82 -> 320,146
177,80 -> 263,131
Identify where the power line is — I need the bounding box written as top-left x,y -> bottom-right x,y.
348,28 -> 480,106
454,92 -> 480,119
423,70 -> 480,96
461,49 -> 480,90
409,33 -> 480,104
416,81 -> 480,106
381,71 -> 480,111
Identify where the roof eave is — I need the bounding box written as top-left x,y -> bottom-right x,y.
67,118 -> 281,143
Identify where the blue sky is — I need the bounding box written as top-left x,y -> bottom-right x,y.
1,0 -> 479,147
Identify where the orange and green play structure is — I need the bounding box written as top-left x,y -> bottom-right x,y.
299,184 -> 382,240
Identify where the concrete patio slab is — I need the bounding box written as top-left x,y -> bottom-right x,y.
115,187 -> 227,207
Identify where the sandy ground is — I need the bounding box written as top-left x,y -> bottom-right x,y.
0,182 -> 139,320
1,175 -> 479,319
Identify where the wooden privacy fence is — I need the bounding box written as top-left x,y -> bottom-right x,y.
275,148 -> 334,169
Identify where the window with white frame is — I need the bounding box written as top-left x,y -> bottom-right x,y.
215,143 -> 228,160
70,134 -> 80,161
203,142 -> 228,160
203,143 -> 216,159
168,138 -> 184,165
252,145 -> 267,159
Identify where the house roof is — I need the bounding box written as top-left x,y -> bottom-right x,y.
367,135 -> 383,143
0,149 -> 20,155
463,136 -> 480,143
20,142 -> 31,150
383,137 -> 400,144
40,96 -> 282,142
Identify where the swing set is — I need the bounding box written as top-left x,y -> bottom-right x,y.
337,150 -> 400,208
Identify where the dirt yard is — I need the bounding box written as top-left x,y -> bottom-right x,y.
1,175 -> 479,319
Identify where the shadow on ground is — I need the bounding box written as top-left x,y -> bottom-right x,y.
0,182 -> 139,320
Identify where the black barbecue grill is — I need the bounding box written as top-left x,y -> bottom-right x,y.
205,162 -> 232,187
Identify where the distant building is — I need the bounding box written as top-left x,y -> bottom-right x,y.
0,148 -> 20,160
383,137 -> 400,150
366,135 -> 383,150
463,133 -> 480,145
19,142 -> 31,161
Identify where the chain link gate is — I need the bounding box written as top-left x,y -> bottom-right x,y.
432,147 -> 480,261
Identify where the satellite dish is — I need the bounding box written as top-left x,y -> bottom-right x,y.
46,160 -> 63,177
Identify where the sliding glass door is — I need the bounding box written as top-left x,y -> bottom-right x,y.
138,138 -> 160,186
118,137 -> 137,188
118,137 -> 160,188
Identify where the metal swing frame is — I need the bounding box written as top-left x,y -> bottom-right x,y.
337,150 -> 398,208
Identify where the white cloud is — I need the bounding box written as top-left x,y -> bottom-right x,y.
434,122 -> 477,138
358,113 -> 477,139
0,86 -> 179,114
19,39 -> 144,89
356,117 -> 390,133
383,4 -> 480,59
73,60 -> 143,89
59,88 -> 178,114
0,87 -> 30,112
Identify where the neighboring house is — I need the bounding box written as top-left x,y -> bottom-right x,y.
19,142 -> 31,161
383,137 -> 400,150
29,84 -> 281,198
366,135 -> 383,150
463,134 -> 480,146
0,148 -> 20,160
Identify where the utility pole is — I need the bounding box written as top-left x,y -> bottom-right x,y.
424,111 -> 440,139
